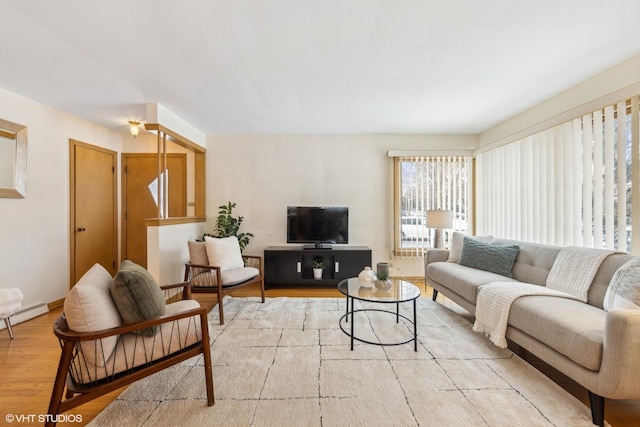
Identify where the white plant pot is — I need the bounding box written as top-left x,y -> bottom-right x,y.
313,268 -> 323,279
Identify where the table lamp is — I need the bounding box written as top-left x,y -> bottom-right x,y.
426,210 -> 453,249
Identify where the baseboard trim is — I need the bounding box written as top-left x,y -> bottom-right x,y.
48,298 -> 65,310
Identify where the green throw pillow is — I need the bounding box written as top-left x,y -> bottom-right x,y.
110,260 -> 166,336
458,237 -> 520,278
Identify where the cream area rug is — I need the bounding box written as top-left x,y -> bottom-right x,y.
89,296 -> 602,426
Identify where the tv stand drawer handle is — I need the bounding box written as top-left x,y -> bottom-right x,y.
297,262 -> 301,273
335,262 -> 339,273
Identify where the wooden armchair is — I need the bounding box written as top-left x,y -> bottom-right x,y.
47,264 -> 214,427
185,238 -> 265,324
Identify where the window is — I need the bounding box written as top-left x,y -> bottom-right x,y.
393,155 -> 473,257
476,96 -> 639,253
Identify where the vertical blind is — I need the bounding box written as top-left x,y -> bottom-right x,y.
394,155 -> 472,258
477,96 -> 639,252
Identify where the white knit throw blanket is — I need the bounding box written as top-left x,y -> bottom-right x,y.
473,282 -> 579,348
546,246 -> 616,302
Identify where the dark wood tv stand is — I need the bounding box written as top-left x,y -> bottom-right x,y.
264,245 -> 372,288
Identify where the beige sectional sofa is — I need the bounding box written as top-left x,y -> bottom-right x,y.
425,234 -> 640,427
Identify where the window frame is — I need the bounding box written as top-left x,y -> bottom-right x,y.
392,155 -> 473,257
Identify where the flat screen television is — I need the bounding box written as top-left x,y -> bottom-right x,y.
287,206 -> 349,246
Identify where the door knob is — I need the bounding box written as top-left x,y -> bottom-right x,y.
77,226 -> 86,232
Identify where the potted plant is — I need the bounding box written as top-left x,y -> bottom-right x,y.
312,257 -> 324,279
375,269 -> 391,290
202,202 -> 254,252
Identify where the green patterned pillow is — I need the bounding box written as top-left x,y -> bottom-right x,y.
110,260 -> 166,336
459,237 -> 520,278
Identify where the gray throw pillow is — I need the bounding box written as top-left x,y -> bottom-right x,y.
110,260 -> 166,336
458,237 -> 519,278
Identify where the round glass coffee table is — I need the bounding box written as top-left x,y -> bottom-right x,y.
337,277 -> 420,351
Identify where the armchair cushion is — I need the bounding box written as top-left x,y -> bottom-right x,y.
64,263 -> 121,367
204,236 -> 244,271
222,267 -> 260,286
110,260 -> 166,336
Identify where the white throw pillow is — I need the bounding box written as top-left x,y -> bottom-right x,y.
204,236 -> 244,272
604,257 -> 640,311
64,263 -> 122,367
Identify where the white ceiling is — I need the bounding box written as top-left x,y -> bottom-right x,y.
2,0 -> 640,135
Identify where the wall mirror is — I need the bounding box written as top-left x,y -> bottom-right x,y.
0,118 -> 27,198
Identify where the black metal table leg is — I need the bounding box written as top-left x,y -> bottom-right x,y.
413,299 -> 417,351
345,295 -> 349,322
350,297 -> 354,350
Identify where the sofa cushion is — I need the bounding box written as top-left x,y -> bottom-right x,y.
604,256 -> 640,311
459,237 -> 519,278
64,263 -> 121,367
492,238 -> 561,286
448,232 -> 492,263
427,262 -> 517,304
110,260 -> 166,336
509,295 -> 605,371
204,236 -> 244,272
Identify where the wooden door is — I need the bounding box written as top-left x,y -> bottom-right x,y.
122,154 -> 187,267
70,140 -> 118,285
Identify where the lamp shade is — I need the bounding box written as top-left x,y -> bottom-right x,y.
426,210 -> 453,229
128,120 -> 140,138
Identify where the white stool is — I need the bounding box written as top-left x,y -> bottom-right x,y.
0,288 -> 24,339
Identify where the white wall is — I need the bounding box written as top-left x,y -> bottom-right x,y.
147,221 -> 206,286
206,134 -> 477,277
0,88 -> 123,316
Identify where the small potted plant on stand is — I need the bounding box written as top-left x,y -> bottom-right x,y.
312,257 -> 324,279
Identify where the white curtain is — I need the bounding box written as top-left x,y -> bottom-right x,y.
477,97 -> 637,252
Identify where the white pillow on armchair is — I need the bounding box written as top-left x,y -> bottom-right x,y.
204,236 -> 244,271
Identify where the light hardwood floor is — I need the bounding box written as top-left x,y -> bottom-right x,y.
1,284 -> 639,426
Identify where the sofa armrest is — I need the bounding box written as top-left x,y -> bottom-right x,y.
425,249 -> 449,266
598,308 -> 640,398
